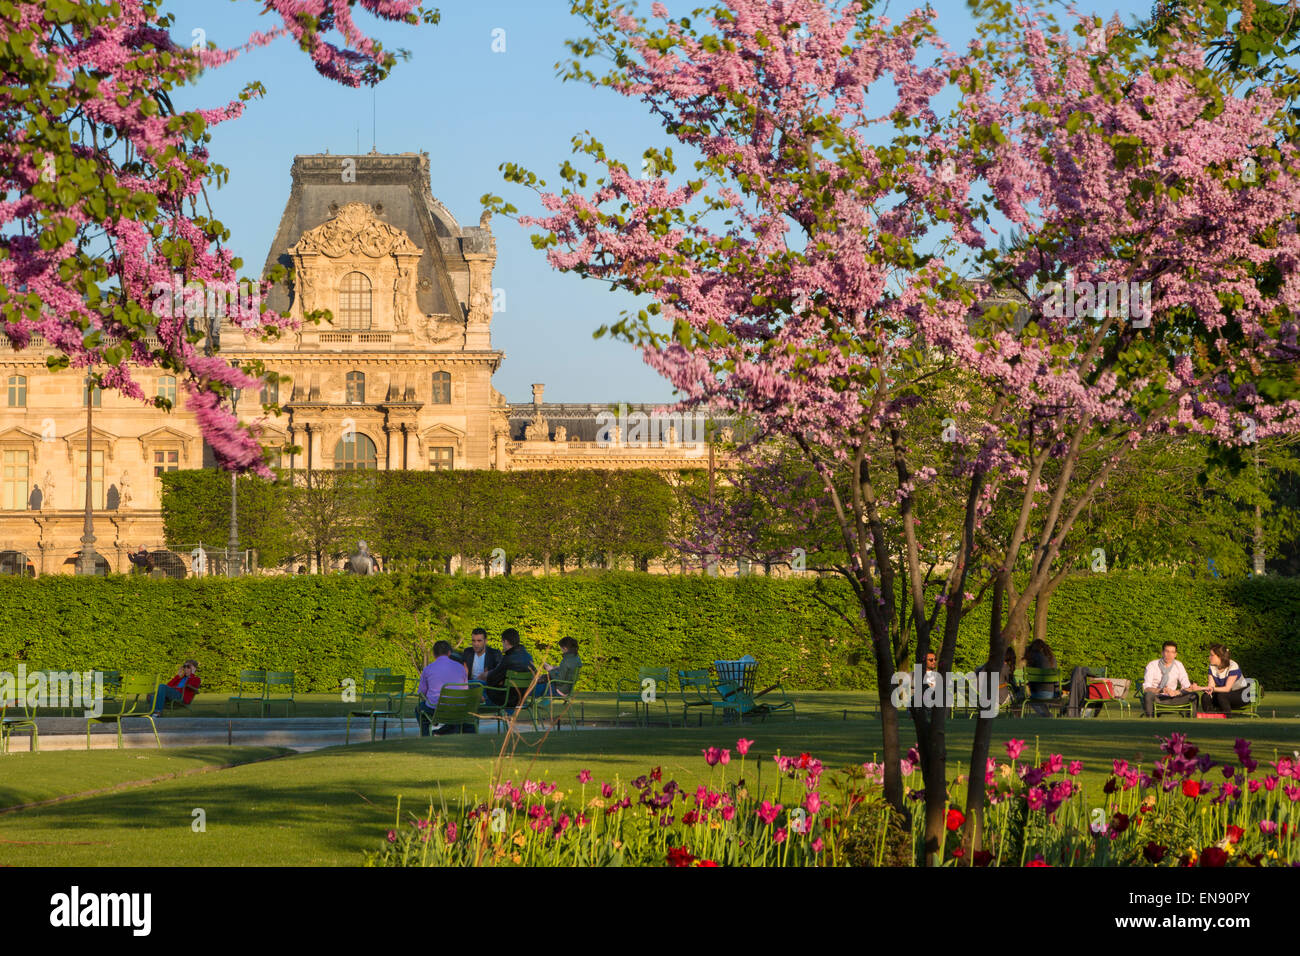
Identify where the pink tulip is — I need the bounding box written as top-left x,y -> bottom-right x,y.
1006,739 -> 1025,761
719,749 -> 731,765
805,792 -> 822,815
703,747 -> 722,766
736,738 -> 753,756
756,801 -> 782,825
577,769 -> 592,783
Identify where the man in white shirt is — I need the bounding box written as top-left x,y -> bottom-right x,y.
1142,641 -> 1196,717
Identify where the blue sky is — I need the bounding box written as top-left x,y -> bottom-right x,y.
178,0 -> 1155,404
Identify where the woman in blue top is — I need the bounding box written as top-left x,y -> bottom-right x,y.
1190,644 -> 1249,714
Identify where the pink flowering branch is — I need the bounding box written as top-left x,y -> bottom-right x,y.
0,0 -> 432,472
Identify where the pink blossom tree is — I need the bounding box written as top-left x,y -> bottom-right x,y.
0,0 -> 435,473
492,0 -> 1300,862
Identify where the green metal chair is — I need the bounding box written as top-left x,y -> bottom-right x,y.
1017,667 -> 1066,717
263,671 -> 296,717
1081,667 -> 1132,719
751,680 -> 798,722
1239,678 -> 1263,718
87,675 -> 161,749
678,669 -> 719,726
1,696 -> 38,753
504,671 -> 541,732
94,669 -> 122,711
1150,678 -> 1197,718
479,671 -> 541,732
536,662 -> 583,730
227,669 -> 267,716
346,674 -> 407,743
361,667 -> 392,695
615,667 -> 672,727
424,684 -> 479,735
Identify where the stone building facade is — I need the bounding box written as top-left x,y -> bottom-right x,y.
0,152 -> 720,575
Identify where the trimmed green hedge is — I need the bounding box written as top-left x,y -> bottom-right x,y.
0,573 -> 1295,693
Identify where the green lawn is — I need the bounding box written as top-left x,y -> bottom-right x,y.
1,706 -> 1298,866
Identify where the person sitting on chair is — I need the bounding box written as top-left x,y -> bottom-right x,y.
150,660 -> 201,717
417,640 -> 472,736
535,637 -> 581,698
1141,641 -> 1197,717
998,647 -> 1023,707
1189,644 -> 1249,715
1023,639 -> 1060,715
482,628 -> 535,713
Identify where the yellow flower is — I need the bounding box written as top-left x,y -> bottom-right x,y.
1000,765 -> 1013,780
1268,849 -> 1279,860
588,797 -> 606,809
1143,794 -> 1156,808
613,840 -> 623,850
710,820 -> 721,830
510,852 -> 522,864
513,831 -> 527,847
551,791 -> 565,803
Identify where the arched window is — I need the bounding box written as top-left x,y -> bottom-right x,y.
334,433 -> 378,470
431,371 -> 451,404
260,373 -> 279,406
338,271 -> 372,330
346,371 -> 366,404
7,374 -> 26,407
157,375 -> 177,405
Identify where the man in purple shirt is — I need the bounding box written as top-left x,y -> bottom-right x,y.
417,640 -> 470,736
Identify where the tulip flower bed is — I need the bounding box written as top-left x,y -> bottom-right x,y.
367,734 -> 1300,867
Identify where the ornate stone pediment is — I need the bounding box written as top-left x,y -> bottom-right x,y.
290,202 -> 420,259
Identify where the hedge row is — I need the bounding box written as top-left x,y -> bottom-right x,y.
0,573 -> 1295,693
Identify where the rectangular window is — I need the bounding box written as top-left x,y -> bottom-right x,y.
153,449 -> 179,478
84,383 -> 102,407
74,449 -> 105,510
429,447 -> 454,471
7,375 -> 26,407
2,450 -> 29,510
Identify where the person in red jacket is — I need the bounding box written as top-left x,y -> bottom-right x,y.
150,660 -> 201,716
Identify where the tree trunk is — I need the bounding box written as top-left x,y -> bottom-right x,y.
913,706 -> 948,866
1006,575 -> 1029,662
1033,569 -> 1069,644
962,570 -> 1021,860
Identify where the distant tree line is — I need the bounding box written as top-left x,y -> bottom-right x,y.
160,468 -> 711,574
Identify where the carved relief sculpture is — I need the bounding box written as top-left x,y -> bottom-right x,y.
42,470 -> 54,510
119,471 -> 132,509
291,202 -> 420,258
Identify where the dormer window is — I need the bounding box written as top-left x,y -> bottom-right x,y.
338,271 -> 372,330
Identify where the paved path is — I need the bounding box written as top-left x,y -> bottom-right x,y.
4,716 -> 605,752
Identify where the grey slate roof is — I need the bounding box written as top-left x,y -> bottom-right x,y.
259,152 -> 482,318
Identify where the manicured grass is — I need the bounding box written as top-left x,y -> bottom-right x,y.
1,711 -> 1297,866
0,746 -> 290,810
